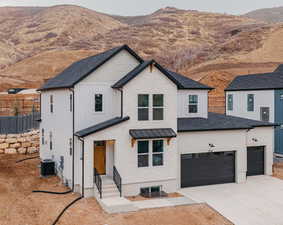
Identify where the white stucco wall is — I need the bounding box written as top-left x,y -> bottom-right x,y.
74,50 -> 139,131
40,89 -> 73,182
177,90 -> 208,118
226,90 -> 275,122
76,65 -> 179,196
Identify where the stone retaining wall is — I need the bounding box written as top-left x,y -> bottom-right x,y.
0,130 -> 39,154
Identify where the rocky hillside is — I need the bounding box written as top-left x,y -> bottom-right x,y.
245,6 -> 283,23
0,5 -> 283,112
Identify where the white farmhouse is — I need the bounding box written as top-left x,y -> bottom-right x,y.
38,45 -> 275,199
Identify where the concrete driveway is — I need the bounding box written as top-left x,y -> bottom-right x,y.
179,176 -> 283,225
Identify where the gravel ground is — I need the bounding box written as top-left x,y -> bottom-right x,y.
0,154 -> 233,225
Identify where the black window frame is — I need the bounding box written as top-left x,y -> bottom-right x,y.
227,94 -> 233,111
70,94 -> 73,112
41,128 -> 45,145
50,95 -> 54,113
94,94 -> 103,112
153,94 -> 164,120
49,131 -> 53,151
247,94 -> 254,112
69,138 -> 73,155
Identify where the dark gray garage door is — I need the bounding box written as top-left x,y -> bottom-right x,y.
181,152 -> 235,188
247,146 -> 265,176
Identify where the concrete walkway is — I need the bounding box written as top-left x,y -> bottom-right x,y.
100,196 -> 196,213
179,176 -> 283,225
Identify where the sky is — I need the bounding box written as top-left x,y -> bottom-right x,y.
0,0 -> 282,16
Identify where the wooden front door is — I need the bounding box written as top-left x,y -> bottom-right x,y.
94,141 -> 106,175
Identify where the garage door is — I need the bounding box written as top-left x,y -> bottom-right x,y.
181,152 -> 235,188
247,146 -> 264,176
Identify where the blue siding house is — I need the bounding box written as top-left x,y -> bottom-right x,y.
225,64 -> 283,155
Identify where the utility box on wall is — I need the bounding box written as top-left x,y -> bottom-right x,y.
41,159 -> 55,176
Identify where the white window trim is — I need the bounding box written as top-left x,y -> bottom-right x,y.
137,94 -> 150,121
152,94 -> 164,121
137,139 -> 165,168
138,94 -> 165,121
188,95 -> 198,114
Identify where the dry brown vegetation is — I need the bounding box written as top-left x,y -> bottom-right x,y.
1,5 -> 283,111
0,154 -> 232,225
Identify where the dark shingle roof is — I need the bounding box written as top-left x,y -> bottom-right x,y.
39,45 -> 143,91
178,112 -> 276,132
75,116 -> 130,138
225,72 -> 283,91
274,64 -> 283,73
129,128 -> 177,139
112,60 -> 213,90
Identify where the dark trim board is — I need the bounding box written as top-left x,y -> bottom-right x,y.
181,151 -> 236,188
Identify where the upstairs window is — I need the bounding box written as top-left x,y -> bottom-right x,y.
247,94 -> 254,112
137,141 -> 149,167
95,94 -> 103,112
227,94 -> 233,111
152,140 -> 164,166
153,94 -> 164,120
41,128 -> 45,145
188,95 -> 198,113
49,131 -> 53,150
69,138 -> 73,156
138,94 -> 149,121
50,95 -> 54,113
70,94 -> 73,112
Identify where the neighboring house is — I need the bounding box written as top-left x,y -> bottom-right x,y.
226,65 -> 283,156
38,45 -> 275,199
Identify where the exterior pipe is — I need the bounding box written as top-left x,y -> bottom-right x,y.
70,88 -> 75,191
78,137 -> 85,197
119,89 -> 123,118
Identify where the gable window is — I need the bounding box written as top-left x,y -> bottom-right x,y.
138,94 -> 149,121
152,140 -> 164,166
50,95 -> 54,113
247,94 -> 254,112
137,141 -> 149,167
49,131 -> 53,150
227,94 -> 233,111
95,94 -> 103,112
188,95 -> 198,113
70,94 -> 73,112
69,138 -> 73,156
41,128 -> 45,145
153,94 -> 164,120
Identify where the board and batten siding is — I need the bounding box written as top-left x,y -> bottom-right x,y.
177,90 -> 208,118
226,90 -> 275,123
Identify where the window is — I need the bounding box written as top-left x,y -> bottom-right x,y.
247,94 -> 254,112
69,138 -> 73,156
95,94 -> 103,112
138,94 -> 149,121
140,186 -> 161,197
70,94 -> 73,112
152,140 -> 164,166
50,95 -> 54,113
49,132 -> 53,150
227,94 -> 233,111
153,94 -> 164,120
188,95 -> 198,113
137,141 -> 149,167
260,107 -> 270,122
60,156 -> 64,170
41,129 -> 45,145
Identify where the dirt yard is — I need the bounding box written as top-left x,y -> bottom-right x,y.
0,154 -> 233,225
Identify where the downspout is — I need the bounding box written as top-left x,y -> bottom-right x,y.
70,88 -> 75,191
119,89 -> 123,118
78,137 -> 85,197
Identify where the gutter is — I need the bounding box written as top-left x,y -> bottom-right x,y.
69,88 -> 75,191
78,137 -> 85,197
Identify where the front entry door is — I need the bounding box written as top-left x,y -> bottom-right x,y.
94,141 -> 106,175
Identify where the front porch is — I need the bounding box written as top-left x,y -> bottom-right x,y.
93,140 -> 122,199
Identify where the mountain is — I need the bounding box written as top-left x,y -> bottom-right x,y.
0,5 -> 283,112
245,6 -> 283,23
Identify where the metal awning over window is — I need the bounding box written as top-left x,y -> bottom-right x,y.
129,128 -> 177,147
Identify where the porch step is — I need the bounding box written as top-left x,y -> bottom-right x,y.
99,176 -> 121,199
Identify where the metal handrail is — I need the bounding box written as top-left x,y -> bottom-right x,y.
113,166 -> 122,197
94,168 -> 102,198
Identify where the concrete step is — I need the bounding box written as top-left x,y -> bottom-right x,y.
103,192 -> 121,198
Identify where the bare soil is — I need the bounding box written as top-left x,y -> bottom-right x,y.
273,162 -> 283,180
0,154 -> 233,225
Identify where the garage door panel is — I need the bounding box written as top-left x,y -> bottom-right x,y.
247,146 -> 264,176
181,152 -> 235,188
